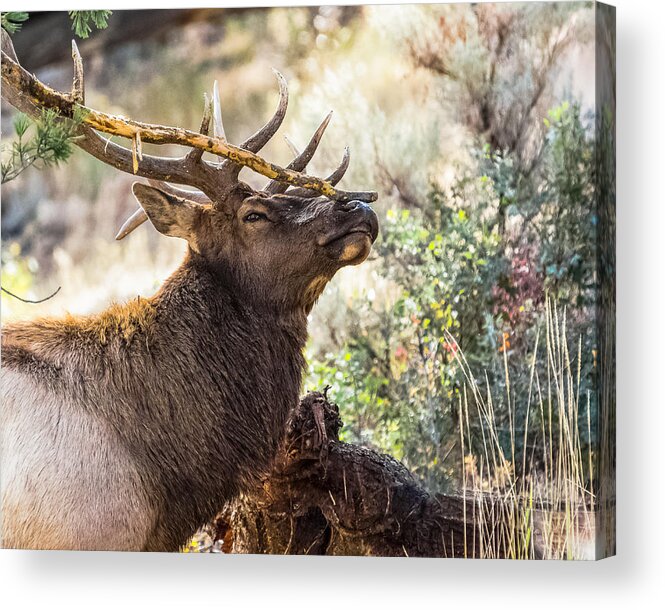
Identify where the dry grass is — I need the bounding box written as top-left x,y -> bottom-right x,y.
446,299 -> 609,559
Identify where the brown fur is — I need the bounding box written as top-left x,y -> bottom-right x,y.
1,183 -> 378,551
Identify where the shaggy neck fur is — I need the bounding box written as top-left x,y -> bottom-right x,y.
2,254 -> 309,550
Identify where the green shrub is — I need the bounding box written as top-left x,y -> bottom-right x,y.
306,102 -> 598,492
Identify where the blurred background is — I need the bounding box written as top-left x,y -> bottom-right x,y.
1,4 -> 603,497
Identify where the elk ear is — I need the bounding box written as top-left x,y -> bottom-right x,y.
131,183 -> 201,240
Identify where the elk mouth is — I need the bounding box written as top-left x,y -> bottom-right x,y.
319,213 -> 379,265
319,205 -> 379,249
320,224 -> 376,248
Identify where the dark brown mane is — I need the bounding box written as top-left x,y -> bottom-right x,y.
0,31 -> 378,551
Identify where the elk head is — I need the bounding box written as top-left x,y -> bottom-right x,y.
0,31 -> 379,311
131,183 -> 378,311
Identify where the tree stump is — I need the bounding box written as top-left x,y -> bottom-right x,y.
214,392 -> 494,558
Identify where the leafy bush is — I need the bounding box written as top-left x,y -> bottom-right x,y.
306,102 -> 598,492
1,110 -> 83,184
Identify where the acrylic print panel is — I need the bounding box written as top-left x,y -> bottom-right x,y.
0,3 -> 615,559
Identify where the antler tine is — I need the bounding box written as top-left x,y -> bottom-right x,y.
115,207 -> 149,241
186,93 -> 213,164
1,28 -> 17,61
146,179 -> 212,205
115,179 -> 212,240
283,136 -> 301,158
284,146 -> 351,198
2,33 -> 377,203
220,69 -> 289,181
79,126 -> 216,192
212,80 -> 226,141
264,111 -> 333,194
239,70 -> 289,154
326,145 -> 351,185
71,40 -> 84,104
220,68 -> 289,181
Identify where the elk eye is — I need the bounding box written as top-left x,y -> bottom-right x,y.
244,212 -> 268,223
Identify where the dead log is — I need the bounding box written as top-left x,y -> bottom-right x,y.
214,392 -> 514,558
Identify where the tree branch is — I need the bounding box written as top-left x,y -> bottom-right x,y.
1,40 -> 376,203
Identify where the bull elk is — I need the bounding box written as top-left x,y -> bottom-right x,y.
0,31 -> 378,551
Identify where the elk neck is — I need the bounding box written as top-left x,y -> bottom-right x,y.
153,249 -> 311,351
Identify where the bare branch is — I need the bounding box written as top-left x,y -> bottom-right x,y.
1,31 -> 377,203
0,28 -> 18,61
1,32 -> 215,192
1,285 -> 61,304
1,47 -> 376,203
79,126 -> 212,189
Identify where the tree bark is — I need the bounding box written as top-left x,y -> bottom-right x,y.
212,392 -> 509,558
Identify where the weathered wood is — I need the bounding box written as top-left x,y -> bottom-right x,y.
1,31 -> 377,203
216,392 -> 516,558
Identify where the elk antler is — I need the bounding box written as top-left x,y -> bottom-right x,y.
275,146 -> 351,199
264,111 -> 333,195
0,30 -> 377,217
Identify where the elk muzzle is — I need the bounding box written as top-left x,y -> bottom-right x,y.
319,200 -> 379,266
